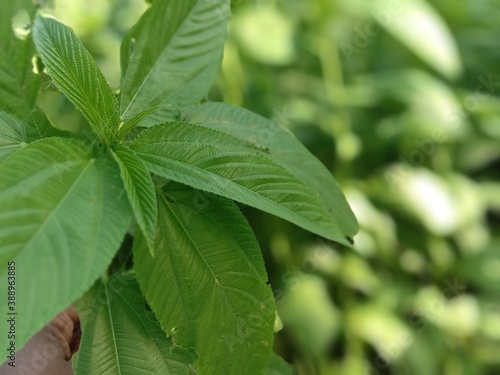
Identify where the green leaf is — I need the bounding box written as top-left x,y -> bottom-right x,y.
184,102 -> 358,241
33,16 -> 120,144
120,0 -> 230,127
111,146 -> 157,251
0,111 -> 26,160
0,2 -> 38,118
134,184 -> 275,375
266,353 -> 295,375
0,3 -> 60,140
0,138 -> 132,351
0,110 -> 61,158
73,274 -> 198,375
23,109 -> 67,141
116,105 -> 162,139
129,121 -> 354,245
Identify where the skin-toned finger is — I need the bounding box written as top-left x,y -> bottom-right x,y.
47,306 -> 81,360
0,306 -> 80,375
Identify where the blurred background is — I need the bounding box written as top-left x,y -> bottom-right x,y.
36,0 -> 500,374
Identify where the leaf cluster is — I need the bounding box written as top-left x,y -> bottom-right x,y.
0,1 -> 357,374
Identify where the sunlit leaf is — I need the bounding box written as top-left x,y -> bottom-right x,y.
111,146 -> 157,251
130,121 -> 354,245
0,138 -> 132,351
184,103 -> 358,242
120,0 -> 230,127
33,16 -> 120,144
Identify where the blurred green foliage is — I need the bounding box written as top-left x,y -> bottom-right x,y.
39,0 -> 500,374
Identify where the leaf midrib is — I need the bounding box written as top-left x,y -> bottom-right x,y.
0,120 -> 24,141
177,199 -> 264,282
37,19 -> 118,139
19,158 -> 94,258
105,284 -> 123,375
156,195 -> 194,338
113,283 -> 174,375
0,143 -> 22,150
161,195 -> 240,322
